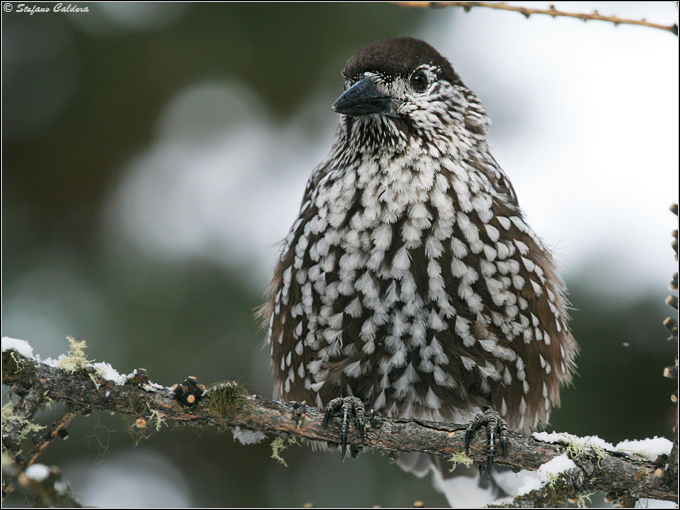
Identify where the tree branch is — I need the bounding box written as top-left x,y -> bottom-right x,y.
664,203 -> 679,493
2,458 -> 83,508
2,347 -> 677,505
395,2 -> 679,36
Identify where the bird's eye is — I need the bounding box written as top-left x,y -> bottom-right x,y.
410,71 -> 429,92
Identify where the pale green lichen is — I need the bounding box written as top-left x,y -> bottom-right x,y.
576,491 -> 595,508
448,451 -> 473,471
565,439 -> 607,466
1,402 -> 46,439
148,407 -> 167,432
271,436 -> 288,466
2,402 -> 15,423
271,436 -> 299,467
2,350 -> 28,378
546,472 -> 560,490
56,337 -> 93,373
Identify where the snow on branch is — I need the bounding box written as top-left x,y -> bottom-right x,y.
2,338 -> 677,506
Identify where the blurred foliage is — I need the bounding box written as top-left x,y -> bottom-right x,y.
2,2 -> 676,508
4,3 -> 429,218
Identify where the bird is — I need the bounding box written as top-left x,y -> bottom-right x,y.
262,36 -> 578,505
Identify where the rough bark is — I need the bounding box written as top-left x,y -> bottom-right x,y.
2,348 -> 677,506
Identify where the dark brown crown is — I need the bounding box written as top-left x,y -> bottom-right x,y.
342,37 -> 457,84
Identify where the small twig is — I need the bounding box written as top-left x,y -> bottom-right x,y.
2,383 -> 47,500
2,458 -> 83,508
395,2 -> 679,35
665,204 -> 679,486
23,412 -> 74,469
3,385 -> 45,452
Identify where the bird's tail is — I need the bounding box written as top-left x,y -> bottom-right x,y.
397,453 -> 528,508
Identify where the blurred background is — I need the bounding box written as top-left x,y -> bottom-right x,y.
2,1 -> 678,507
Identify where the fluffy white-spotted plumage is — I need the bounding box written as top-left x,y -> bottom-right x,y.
263,37 -> 577,438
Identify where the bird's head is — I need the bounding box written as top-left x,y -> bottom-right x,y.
331,38 -> 489,153
333,38 -> 462,121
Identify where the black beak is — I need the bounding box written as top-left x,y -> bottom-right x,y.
332,77 -> 396,117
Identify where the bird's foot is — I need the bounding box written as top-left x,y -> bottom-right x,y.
464,409 -> 509,473
323,396 -> 366,460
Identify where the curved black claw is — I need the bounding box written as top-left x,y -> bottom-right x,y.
464,409 -> 509,473
323,396 -> 366,460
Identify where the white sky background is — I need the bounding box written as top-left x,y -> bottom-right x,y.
431,1 -> 680,297
106,2 -> 679,299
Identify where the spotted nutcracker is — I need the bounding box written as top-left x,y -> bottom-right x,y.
262,36 -> 578,485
